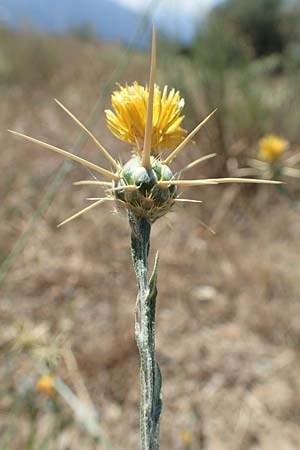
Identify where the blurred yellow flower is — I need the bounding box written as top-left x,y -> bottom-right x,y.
259,134 -> 288,163
36,374 -> 55,397
181,429 -> 193,446
105,82 -> 186,154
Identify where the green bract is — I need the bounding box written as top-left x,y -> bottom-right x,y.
113,156 -> 177,222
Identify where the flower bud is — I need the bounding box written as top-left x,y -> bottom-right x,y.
114,156 -> 177,222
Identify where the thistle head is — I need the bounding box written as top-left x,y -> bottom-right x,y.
36,374 -> 55,397
259,134 -> 288,163
9,27 -> 282,229
106,27 -> 180,222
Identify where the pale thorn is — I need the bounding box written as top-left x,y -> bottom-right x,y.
232,168 -> 262,177
175,198 -> 203,203
163,109 -> 217,165
110,184 -> 138,192
198,219 -> 216,235
74,179 -> 137,192
283,167 -> 300,179
285,152 -> 300,166
158,177 -> 282,187
177,153 -> 217,175
73,180 -> 112,187
142,26 -> 156,169
57,198 -> 109,227
157,180 -> 218,187
205,177 -> 283,185
112,198 -> 126,205
248,158 -> 268,169
54,99 -> 120,171
86,197 -> 114,201
8,130 -> 120,181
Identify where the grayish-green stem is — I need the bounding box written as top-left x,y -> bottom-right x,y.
129,212 -> 162,450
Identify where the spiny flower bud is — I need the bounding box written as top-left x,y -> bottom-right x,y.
113,156 -> 177,222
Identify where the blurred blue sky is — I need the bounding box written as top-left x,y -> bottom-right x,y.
0,0 -> 222,44
130,0 -> 222,43
113,0 -> 220,17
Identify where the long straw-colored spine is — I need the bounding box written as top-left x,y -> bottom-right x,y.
142,27 -> 156,169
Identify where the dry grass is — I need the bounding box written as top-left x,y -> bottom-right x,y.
1,32 -> 300,450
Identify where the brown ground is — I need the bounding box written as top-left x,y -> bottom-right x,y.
1,33 -> 300,450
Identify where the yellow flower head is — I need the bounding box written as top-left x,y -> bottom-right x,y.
36,374 -> 55,397
181,429 -> 193,446
105,82 -> 186,154
259,134 -> 288,163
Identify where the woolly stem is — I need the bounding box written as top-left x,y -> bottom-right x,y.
128,212 -> 162,450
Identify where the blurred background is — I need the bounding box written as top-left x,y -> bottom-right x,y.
1,0 -> 300,449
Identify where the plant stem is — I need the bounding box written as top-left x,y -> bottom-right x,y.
129,212 -> 162,450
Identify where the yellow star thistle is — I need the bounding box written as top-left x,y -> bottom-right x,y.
259,134 -> 288,163
36,374 -> 55,397
236,134 -> 300,183
9,27 -> 281,226
105,82 -> 186,154
181,429 -> 193,446
8,27 -> 284,450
